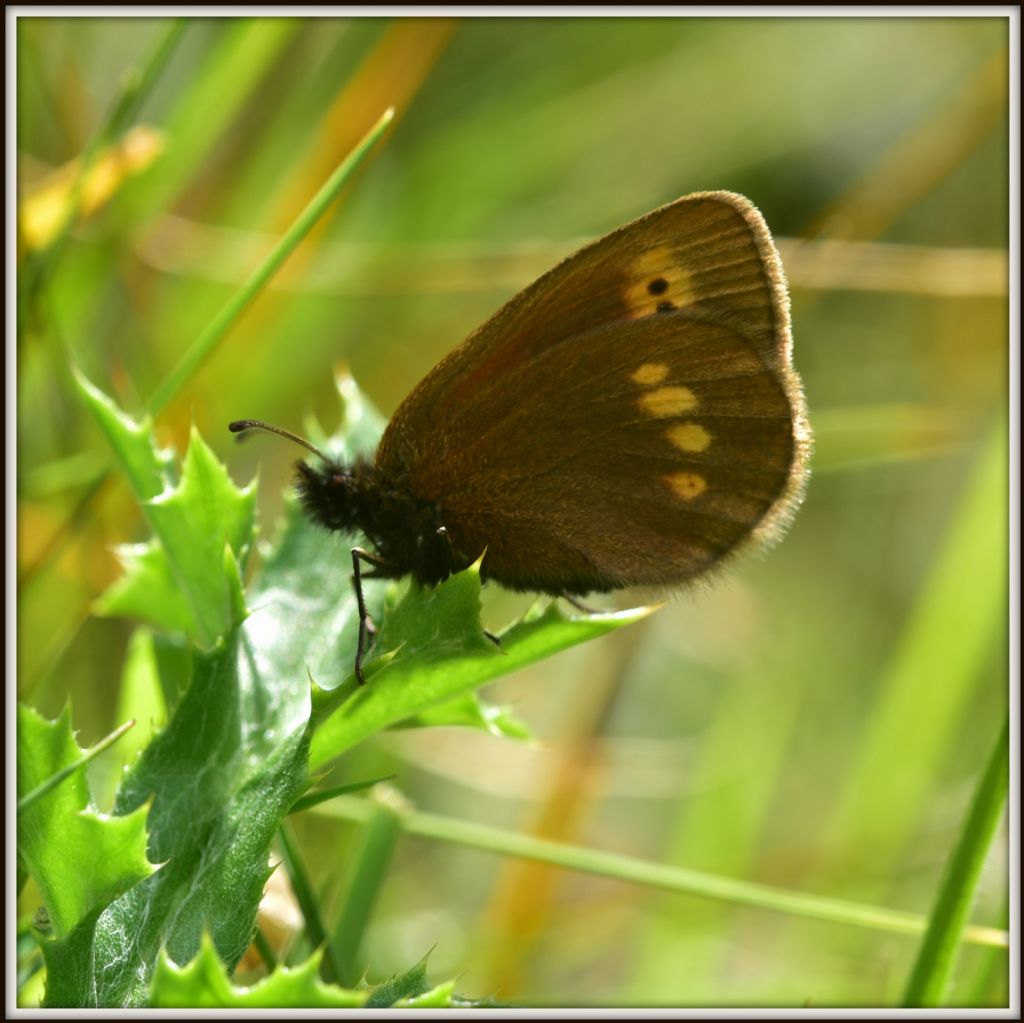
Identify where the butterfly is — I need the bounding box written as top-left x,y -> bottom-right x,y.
231,191 -> 811,684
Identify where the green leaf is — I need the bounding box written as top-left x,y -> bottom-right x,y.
45,383 -> 312,1006
362,955 -> 432,1007
53,371 -> 648,1006
144,427 -> 255,647
39,907 -> 106,1007
42,631 -> 312,1008
395,980 -> 458,1008
148,936 -> 479,1008
73,367 -> 172,500
16,705 -> 153,938
231,371 -> 391,731
77,373 -> 256,648
368,955 -> 500,1007
96,542 -> 196,634
148,934 -> 366,1008
396,690 -> 533,740
309,578 -> 649,769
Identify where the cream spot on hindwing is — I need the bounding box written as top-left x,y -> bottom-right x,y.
664,471 -> 707,501
638,386 -> 698,418
631,362 -> 670,386
666,422 -> 711,453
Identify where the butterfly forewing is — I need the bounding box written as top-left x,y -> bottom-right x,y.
381,192 -> 790,457
375,191 -> 809,594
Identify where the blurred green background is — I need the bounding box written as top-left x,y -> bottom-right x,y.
15,14 -> 1009,1008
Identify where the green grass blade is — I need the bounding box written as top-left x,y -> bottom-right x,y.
275,821 -> 342,981
149,106 -> 394,415
903,717 -> 1009,1006
823,420 -> 1008,864
329,791 -> 404,986
127,19 -> 298,223
16,718 -> 136,813
316,797 -> 1009,950
97,19 -> 188,143
251,927 -> 277,972
963,890 -> 1009,1007
289,776 -> 397,815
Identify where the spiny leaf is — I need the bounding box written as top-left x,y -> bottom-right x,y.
143,427 -> 255,648
96,542 -> 196,634
362,955 -> 432,1007
43,632 -> 312,1008
148,934 -> 365,1008
148,935 -> 484,1008
396,690 -> 533,739
16,705 -> 154,938
49,373 -> 648,1006
395,980 -> 459,1008
77,372 -> 256,648
73,368 -> 172,500
309,573 -> 650,769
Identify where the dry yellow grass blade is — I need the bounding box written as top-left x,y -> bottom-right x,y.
19,126 -> 165,252
136,217 -> 1008,299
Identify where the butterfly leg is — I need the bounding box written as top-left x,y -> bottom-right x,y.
351,547 -> 392,686
560,591 -> 600,615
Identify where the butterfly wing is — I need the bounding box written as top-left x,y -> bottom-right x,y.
376,191 -> 810,592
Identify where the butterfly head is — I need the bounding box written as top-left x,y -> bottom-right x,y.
229,417 -> 360,534
294,457 -> 362,534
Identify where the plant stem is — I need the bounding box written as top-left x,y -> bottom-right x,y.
315,795 -> 1009,950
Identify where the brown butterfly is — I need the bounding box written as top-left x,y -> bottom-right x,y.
231,191 -> 811,683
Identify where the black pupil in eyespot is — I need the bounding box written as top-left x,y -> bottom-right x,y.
647,278 -> 669,295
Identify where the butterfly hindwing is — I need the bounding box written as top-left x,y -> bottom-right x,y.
431,313 -> 797,590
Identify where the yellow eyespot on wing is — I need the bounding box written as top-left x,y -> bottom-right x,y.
664,471 -> 707,501
624,246 -> 696,319
632,362 -> 670,386
638,386 -> 698,417
666,422 -> 711,453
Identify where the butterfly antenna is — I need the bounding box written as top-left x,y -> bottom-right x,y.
228,419 -> 330,463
